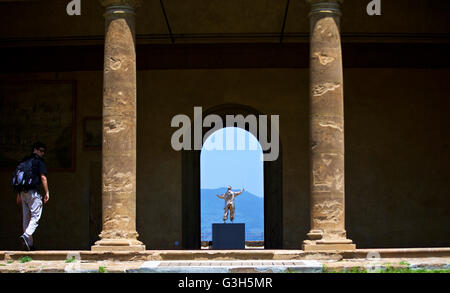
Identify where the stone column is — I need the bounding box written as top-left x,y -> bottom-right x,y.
303,0 -> 355,251
92,0 -> 145,251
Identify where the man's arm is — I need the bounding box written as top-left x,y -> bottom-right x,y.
234,188 -> 245,197
41,174 -> 49,203
216,194 -> 225,199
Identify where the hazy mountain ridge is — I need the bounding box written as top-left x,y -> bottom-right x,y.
201,187 -> 264,241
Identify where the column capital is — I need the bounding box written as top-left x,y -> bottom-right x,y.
307,0 -> 342,17
100,0 -> 141,9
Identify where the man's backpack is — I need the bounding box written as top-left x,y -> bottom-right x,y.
12,156 -> 36,193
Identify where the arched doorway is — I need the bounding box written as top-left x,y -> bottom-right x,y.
182,104 -> 282,249
200,127 -> 264,246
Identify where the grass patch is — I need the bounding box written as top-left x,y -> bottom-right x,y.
322,264 -> 343,273
323,265 -> 450,273
65,256 -> 76,263
380,267 -> 450,274
19,256 -> 32,263
98,266 -> 107,273
346,267 -> 368,273
380,266 -> 412,273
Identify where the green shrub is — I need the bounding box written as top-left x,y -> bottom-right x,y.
19,256 -> 32,263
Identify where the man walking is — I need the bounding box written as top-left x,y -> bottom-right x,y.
216,186 -> 244,223
16,142 -> 50,251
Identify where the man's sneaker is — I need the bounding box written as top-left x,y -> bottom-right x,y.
20,235 -> 30,251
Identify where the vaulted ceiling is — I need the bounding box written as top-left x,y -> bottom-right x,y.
0,0 -> 449,45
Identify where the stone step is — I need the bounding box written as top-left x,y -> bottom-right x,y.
129,260 -> 323,273
1,247 -> 449,263
0,249 -> 343,262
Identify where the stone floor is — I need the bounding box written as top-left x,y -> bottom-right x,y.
1,248 -> 449,273
1,257 -> 449,273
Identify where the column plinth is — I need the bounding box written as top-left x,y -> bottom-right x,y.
92,0 -> 145,252
303,0 -> 355,251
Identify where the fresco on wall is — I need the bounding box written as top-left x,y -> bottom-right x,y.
0,80 -> 76,170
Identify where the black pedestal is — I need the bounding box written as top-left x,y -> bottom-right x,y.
212,223 -> 245,249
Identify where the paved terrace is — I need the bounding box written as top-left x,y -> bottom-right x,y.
0,248 -> 449,273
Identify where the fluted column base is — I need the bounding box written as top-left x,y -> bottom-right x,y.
92,239 -> 145,251
303,241 -> 355,251
303,229 -> 354,250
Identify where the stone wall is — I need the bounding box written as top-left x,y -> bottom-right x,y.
0,67 -> 448,249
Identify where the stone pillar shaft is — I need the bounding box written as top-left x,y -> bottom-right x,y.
92,0 -> 144,251
303,0 -> 355,251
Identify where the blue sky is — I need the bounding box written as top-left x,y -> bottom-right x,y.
200,127 -> 264,197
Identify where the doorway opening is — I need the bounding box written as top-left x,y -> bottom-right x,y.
200,127 -> 264,249
182,103 -> 282,249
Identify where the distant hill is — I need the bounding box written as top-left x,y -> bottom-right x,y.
201,188 -> 264,241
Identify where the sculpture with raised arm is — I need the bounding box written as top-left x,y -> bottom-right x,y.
216,186 -> 245,223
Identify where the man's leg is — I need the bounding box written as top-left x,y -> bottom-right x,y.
23,190 -> 43,247
223,206 -> 230,223
21,192 -> 31,234
20,192 -> 33,250
230,204 -> 235,223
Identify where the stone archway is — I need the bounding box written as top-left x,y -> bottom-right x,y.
181,103 -> 283,249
